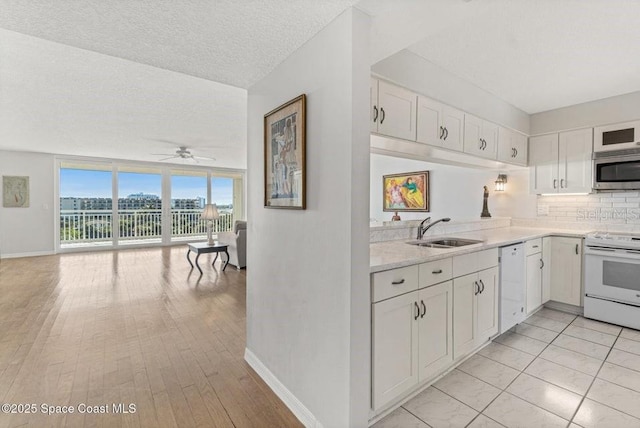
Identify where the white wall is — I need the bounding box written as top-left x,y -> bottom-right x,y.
246,8 -> 370,428
530,91 -> 640,135
371,153 -> 536,223
372,50 -> 530,135
0,150 -> 55,257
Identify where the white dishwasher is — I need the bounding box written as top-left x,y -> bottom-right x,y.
499,243 -> 526,334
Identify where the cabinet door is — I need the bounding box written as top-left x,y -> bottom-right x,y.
530,134 -> 559,194
594,120 -> 640,153
549,237 -> 583,307
453,273 -> 477,359
370,78 -> 379,133
377,81 -> 417,141
476,267 -> 499,344
542,237 -> 551,304
559,128 -> 593,194
417,96 -> 443,147
512,132 -> 528,166
526,254 -> 543,314
372,291 -> 419,409
463,114 -> 484,157
441,106 -> 465,152
497,127 -> 515,163
481,121 -> 499,160
418,281 -> 453,382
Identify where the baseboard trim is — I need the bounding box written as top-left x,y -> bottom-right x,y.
544,300 -> 583,316
244,348 -> 319,428
0,250 -> 55,259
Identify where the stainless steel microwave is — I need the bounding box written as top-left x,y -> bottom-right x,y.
594,149 -> 640,190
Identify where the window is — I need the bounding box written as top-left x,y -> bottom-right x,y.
117,167 -> 162,244
171,171 -> 208,241
59,162 -> 113,247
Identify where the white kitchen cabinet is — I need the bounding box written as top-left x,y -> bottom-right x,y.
559,128 -> 593,193
526,253 -> 543,315
464,114 -> 498,159
417,96 -> 464,152
529,129 -> 592,194
476,267 -> 499,342
453,266 -> 499,359
594,120 -> 640,153
418,281 -> 453,382
371,79 -> 417,141
549,237 -> 583,307
371,262 -> 453,410
372,290 -> 419,409
497,126 -> 528,166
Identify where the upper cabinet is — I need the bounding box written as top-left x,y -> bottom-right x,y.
529,129 -> 593,194
416,96 -> 464,152
497,127 -> 528,166
594,120 -> 640,153
463,114 -> 498,160
371,78 -> 417,141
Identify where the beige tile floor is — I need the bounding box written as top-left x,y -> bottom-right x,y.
373,308 -> 640,428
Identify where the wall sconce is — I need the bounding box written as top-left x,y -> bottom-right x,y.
495,174 -> 508,192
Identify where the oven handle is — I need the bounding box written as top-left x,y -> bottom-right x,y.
586,249 -> 640,260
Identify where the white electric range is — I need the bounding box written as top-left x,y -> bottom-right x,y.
584,231 -> 640,330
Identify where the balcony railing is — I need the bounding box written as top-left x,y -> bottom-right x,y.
60,209 -> 234,245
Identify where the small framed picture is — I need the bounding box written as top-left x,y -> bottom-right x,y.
264,94 -> 306,209
383,171 -> 430,212
2,176 -> 30,208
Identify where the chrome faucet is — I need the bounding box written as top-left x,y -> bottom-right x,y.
417,217 -> 451,239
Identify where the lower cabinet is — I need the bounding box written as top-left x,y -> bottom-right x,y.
549,237 -> 583,306
526,253 -> 543,314
372,281 -> 453,410
453,267 -> 499,359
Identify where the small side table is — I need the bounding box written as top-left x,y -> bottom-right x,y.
187,242 -> 229,274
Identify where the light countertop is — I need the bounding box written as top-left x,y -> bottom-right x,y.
370,226 -> 589,273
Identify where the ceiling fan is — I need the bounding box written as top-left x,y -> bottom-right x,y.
152,146 -> 216,163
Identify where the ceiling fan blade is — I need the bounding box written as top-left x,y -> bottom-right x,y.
157,156 -> 178,161
191,154 -> 216,160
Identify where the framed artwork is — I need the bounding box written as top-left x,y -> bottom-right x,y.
264,94 -> 306,209
383,171 -> 429,212
2,176 -> 30,208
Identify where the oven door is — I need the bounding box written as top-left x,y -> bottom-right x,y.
594,155 -> 640,190
585,246 -> 640,306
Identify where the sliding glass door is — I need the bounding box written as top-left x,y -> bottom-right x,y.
58,159 -> 244,250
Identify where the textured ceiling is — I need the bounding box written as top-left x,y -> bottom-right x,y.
406,0 -> 640,114
0,0 -> 359,89
0,29 -> 247,169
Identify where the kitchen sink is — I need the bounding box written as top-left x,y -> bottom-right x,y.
406,237 -> 483,248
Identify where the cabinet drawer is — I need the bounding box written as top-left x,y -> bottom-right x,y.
453,248 -> 499,278
419,258 -> 453,288
372,265 -> 419,302
525,238 -> 542,256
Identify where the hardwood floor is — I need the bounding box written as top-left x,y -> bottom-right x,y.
0,247 -> 302,428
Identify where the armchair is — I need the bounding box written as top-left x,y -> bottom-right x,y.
217,220 -> 246,269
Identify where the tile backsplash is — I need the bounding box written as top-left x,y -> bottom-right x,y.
534,191 -> 640,230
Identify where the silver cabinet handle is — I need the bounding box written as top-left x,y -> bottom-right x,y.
373,105 -> 378,123
414,302 -> 420,320
443,127 -> 449,141
391,279 -> 405,285
540,259 -> 544,269
420,300 -> 426,318
479,280 -> 485,294
474,281 -> 479,295
432,269 -> 443,274
440,126 -> 444,139
532,245 -> 539,248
